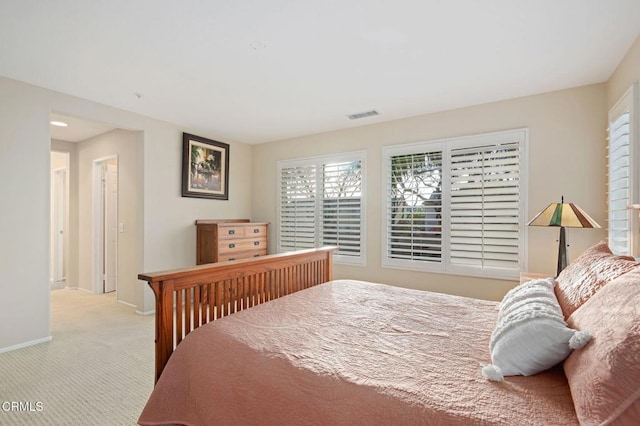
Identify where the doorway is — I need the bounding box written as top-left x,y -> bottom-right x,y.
50,152 -> 69,289
93,156 -> 118,294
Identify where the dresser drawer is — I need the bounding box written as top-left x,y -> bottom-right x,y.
218,249 -> 267,262
218,224 -> 268,240
246,225 -> 268,238
217,225 -> 247,239
218,237 -> 267,254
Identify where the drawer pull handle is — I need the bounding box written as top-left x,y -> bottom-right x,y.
254,254 -> 260,257
253,229 -> 260,233
228,230 -> 235,235
254,241 -> 260,246
229,243 -> 235,249
229,257 -> 235,261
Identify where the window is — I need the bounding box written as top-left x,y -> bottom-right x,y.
383,129 -> 527,279
608,83 -> 638,256
278,152 -> 365,265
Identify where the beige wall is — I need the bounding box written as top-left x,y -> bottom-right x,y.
50,151 -> 67,169
252,84 -> 608,301
0,79 -> 51,349
606,35 -> 640,108
0,76 -> 253,351
76,129 -> 142,307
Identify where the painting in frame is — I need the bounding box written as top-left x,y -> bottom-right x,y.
182,133 -> 229,200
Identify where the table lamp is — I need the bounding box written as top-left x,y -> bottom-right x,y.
528,196 -> 601,276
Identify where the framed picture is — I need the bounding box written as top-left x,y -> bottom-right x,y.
182,133 -> 229,200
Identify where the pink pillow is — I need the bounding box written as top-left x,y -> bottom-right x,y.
563,267 -> 640,425
554,241 -> 638,318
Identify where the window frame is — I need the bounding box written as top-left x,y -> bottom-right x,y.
381,129 -> 528,280
277,151 -> 367,266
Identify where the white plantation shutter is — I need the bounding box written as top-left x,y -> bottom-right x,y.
449,143 -> 520,270
608,83 -> 638,256
383,129 -> 526,279
278,153 -> 365,264
279,164 -> 317,251
608,112 -> 631,254
322,161 -> 362,257
385,150 -> 443,264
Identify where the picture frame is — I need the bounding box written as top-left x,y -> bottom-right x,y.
181,133 -> 229,200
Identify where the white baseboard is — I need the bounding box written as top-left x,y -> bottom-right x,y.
65,286 -> 93,294
118,300 -> 154,316
117,299 -> 136,309
0,336 -> 53,354
50,279 -> 66,290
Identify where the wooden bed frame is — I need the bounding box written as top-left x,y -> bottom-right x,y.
138,247 -> 335,383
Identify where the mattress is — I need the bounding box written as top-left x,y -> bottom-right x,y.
138,279 -> 578,425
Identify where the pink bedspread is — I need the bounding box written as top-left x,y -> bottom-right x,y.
139,280 -> 578,425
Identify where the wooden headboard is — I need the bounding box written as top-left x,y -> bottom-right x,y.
139,247 -> 335,383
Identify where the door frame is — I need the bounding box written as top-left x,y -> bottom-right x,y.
92,155 -> 119,295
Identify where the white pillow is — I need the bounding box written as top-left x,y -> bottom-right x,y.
482,278 -> 591,382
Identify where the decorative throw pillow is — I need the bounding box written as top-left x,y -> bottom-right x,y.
482,278 -> 591,382
563,267 -> 640,426
555,240 -> 638,318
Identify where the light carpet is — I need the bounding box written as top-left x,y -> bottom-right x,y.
0,289 -> 155,425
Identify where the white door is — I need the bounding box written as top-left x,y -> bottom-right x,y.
103,162 -> 118,293
52,168 -> 66,283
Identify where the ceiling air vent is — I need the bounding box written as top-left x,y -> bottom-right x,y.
347,110 -> 379,120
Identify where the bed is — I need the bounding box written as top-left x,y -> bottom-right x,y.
138,245 -> 640,425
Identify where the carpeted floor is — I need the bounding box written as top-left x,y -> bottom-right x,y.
0,289 -> 155,425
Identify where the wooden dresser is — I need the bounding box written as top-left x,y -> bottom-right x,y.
195,219 -> 270,264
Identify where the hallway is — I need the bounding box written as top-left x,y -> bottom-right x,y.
0,290 -> 154,425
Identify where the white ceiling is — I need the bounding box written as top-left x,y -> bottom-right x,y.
2,1 -> 640,145
50,113 -> 115,142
